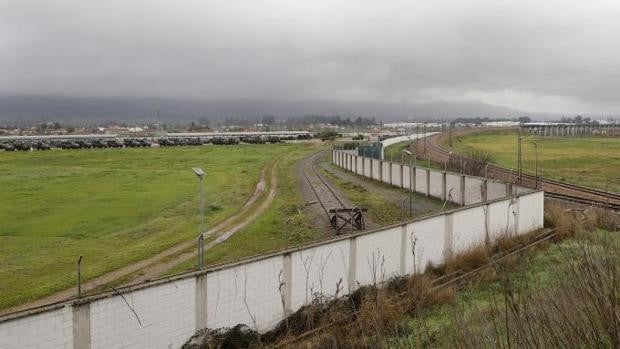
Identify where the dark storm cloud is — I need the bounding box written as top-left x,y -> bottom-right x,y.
1,0 -> 620,114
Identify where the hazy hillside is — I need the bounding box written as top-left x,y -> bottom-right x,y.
0,95 -> 540,125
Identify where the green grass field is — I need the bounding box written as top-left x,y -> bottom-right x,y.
443,130 -> 620,192
0,144 -> 310,309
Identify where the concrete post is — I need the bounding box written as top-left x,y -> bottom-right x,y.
442,172 -> 447,201
443,214 -> 454,260
482,179 -> 488,202
195,274 -> 208,330
362,156 -> 365,177
347,237 -> 358,292
282,253 -> 293,316
460,175 -> 466,206
73,303 -> 91,349
400,163 -> 404,189
484,203 -> 491,246
513,197 -> 521,236
389,161 -> 393,185
412,166 -> 416,193
400,224 -> 407,274
426,168 -> 431,197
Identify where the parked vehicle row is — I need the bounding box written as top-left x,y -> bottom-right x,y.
0,134 -> 312,151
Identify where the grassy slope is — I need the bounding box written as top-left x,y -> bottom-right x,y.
443,130 -> 620,192
164,142 -> 325,274
388,229 -> 619,348
0,144 -> 297,309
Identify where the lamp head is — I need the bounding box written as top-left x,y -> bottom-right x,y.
192,167 -> 205,177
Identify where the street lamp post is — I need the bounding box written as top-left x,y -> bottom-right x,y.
402,149 -> 413,217
530,142 -> 539,189
192,167 -> 206,268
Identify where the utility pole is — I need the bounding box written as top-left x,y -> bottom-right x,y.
531,141 -> 539,189
423,124 -> 427,155
192,167 -> 206,268
517,128 -> 523,184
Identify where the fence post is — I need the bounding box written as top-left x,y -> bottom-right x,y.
442,172 -> 447,201
400,224 -> 407,275
484,203 -> 491,246
443,214 -> 454,260
426,168 -> 431,197
73,303 -> 91,349
460,175 -> 466,206
195,273 -> 208,330
348,237 -> 357,293
282,253 -> 293,316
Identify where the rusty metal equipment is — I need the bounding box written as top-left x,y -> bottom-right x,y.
329,207 -> 366,233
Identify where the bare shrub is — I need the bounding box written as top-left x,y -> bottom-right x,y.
441,232 -> 620,348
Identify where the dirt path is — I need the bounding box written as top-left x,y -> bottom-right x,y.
0,158 -> 281,316
129,157 -> 281,283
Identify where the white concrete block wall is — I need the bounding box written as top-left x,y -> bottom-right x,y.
415,168 -> 427,193
464,177 -> 484,205
0,307 -> 73,349
405,217 -> 445,273
206,256 -> 283,332
445,173 -> 462,204
291,240 -> 350,309
355,227 -> 403,284
517,191 -> 544,234
90,278 -> 195,349
487,181 -> 508,201
429,171 -> 443,198
487,199 -> 517,241
391,163 -> 402,187
371,159 -> 381,180
452,206 -> 487,254
381,162 -> 391,183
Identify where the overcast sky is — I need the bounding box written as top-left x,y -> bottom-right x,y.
2,0 -> 620,115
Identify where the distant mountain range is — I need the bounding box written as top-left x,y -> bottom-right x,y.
0,95 -> 550,125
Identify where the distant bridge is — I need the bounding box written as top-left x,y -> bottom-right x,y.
522,123 -> 619,137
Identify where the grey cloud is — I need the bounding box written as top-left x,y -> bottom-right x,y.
1,0 -> 620,115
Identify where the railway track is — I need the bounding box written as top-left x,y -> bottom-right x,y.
418,131 -> 620,211
302,150 -> 348,220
